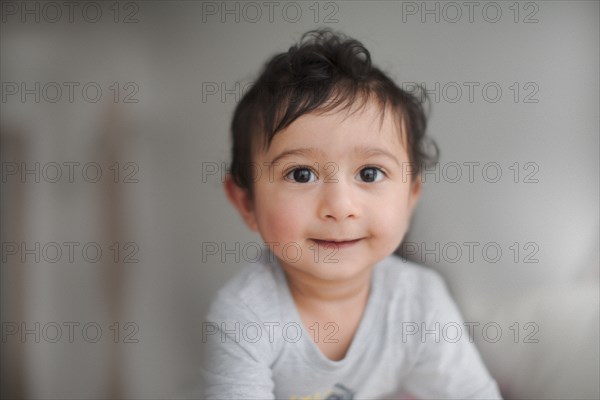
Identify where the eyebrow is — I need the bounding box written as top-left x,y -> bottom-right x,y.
353,146 -> 400,166
270,146 -> 400,166
270,147 -> 326,165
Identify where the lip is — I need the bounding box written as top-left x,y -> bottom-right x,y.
310,238 -> 363,249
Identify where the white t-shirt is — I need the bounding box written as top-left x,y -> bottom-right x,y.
201,247 -> 502,399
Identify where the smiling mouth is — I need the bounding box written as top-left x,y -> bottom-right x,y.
311,238 -> 363,249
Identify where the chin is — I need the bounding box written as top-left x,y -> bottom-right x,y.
311,260 -> 375,281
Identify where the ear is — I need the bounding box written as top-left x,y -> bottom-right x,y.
224,174 -> 258,232
407,176 -> 422,214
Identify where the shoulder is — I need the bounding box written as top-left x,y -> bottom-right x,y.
201,254 -> 285,388
205,252 -> 283,323
376,253 -> 448,297
374,254 -> 453,318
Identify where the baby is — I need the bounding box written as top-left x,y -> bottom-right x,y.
202,29 -> 502,399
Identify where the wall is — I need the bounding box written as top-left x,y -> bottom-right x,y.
1,1 -> 598,398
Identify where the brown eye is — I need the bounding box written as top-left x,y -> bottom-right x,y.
286,167 -> 316,183
358,167 -> 383,183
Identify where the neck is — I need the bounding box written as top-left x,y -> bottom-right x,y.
282,265 -> 373,308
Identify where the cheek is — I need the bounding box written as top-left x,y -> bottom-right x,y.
369,190 -> 413,245
371,208 -> 410,237
253,186 -> 311,244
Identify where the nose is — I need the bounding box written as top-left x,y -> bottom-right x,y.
317,177 -> 359,221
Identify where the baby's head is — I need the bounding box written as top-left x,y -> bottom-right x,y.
225,29 -> 437,279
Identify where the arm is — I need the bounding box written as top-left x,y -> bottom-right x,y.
401,272 -> 502,399
201,295 -> 276,399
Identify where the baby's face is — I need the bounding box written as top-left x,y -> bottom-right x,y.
239,100 -> 420,282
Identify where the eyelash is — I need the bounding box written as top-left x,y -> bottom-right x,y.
358,165 -> 388,182
283,165 -> 387,183
283,165 -> 318,183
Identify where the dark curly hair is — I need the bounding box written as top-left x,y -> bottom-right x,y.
229,29 -> 438,197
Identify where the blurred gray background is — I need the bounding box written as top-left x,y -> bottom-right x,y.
1,1 -> 598,399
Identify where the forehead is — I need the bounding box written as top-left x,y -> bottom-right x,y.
259,99 -> 407,158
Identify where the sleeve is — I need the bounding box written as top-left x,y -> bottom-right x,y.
200,292 -> 276,399
400,271 -> 503,399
